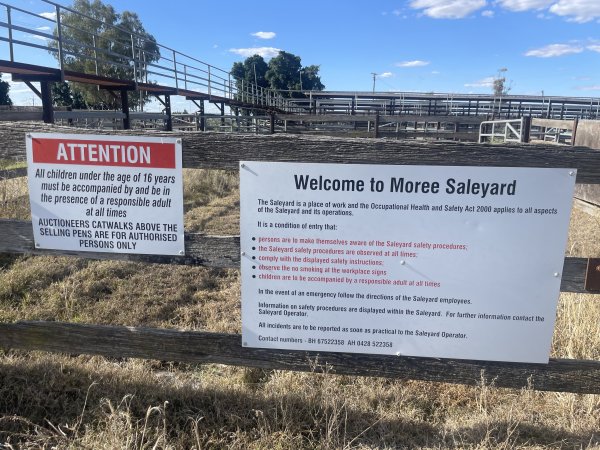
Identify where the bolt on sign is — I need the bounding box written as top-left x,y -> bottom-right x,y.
26,133 -> 184,256
240,161 -> 576,364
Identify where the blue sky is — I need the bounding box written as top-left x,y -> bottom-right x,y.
4,0 -> 600,111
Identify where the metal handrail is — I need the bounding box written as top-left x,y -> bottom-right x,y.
0,0 -> 292,110
478,118 -> 524,143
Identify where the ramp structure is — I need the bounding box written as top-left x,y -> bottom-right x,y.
0,0 -> 298,129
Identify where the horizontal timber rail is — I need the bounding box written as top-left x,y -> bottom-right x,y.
0,219 -> 590,293
532,118 -> 576,129
0,167 -> 27,179
276,114 -> 485,124
2,123 -> 600,182
0,322 -> 598,394
1,122 -> 600,393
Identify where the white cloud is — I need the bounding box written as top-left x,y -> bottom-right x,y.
152,98 -> 223,114
464,76 -> 495,88
496,0 -> 554,11
39,11 -> 56,20
379,72 -> 393,78
481,9 -> 495,16
8,86 -> 32,95
588,45 -> 600,53
229,47 -> 281,58
409,0 -> 486,19
395,60 -> 430,67
549,0 -> 600,23
391,9 -> 409,18
497,0 -> 600,22
1,74 -> 36,106
494,0 -> 600,22
251,31 -> 276,40
32,26 -> 51,42
576,85 -> 600,91
524,43 -> 583,57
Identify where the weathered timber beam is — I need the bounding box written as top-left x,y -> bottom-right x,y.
385,131 -> 475,139
275,114 -> 485,124
0,219 -> 239,268
532,118 -> 575,130
0,321 -> 598,394
281,131 -> 478,141
0,111 -> 44,122
0,219 -> 590,292
573,198 -> 600,218
574,184 -> 600,208
0,167 -> 27,179
121,89 -> 130,130
0,123 -> 598,182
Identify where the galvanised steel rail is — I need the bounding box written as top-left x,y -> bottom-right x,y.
288,91 -> 600,119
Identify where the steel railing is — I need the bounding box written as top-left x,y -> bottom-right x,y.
0,0 -> 301,112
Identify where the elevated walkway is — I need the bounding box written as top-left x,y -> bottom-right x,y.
0,0 -> 293,129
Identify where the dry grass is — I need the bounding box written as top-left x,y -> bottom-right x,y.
0,176 -> 30,221
0,168 -> 598,448
0,352 -> 597,449
566,207 -> 600,258
0,160 -> 29,220
183,169 -> 240,235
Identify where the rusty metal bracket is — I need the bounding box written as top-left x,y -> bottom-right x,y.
584,258 -> 600,291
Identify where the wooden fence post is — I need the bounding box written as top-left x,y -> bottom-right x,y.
121,89 -> 130,130
521,116 -> 531,143
40,81 -> 54,124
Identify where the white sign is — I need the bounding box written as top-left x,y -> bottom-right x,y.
27,133 -> 184,255
240,161 -> 576,363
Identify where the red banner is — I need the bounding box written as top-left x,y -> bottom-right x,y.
31,137 -> 177,169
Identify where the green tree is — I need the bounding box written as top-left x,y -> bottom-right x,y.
300,65 -> 325,92
0,74 -> 11,106
265,51 -> 302,94
231,54 -> 269,90
52,81 -> 87,108
231,51 -> 324,101
49,0 -> 160,109
231,55 -> 269,110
